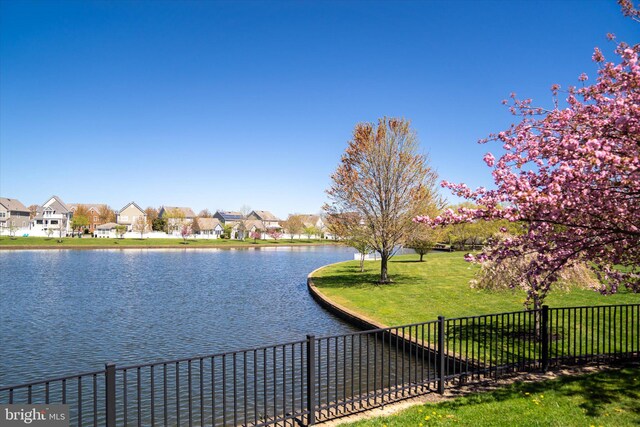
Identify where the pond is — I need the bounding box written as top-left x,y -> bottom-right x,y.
0,246 -> 358,386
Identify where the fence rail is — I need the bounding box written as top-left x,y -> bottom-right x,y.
1,303 -> 638,426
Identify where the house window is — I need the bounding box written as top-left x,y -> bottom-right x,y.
121,215 -> 128,221
0,212 -> 5,218
50,220 -> 58,225
37,220 -> 43,224
94,216 -> 97,221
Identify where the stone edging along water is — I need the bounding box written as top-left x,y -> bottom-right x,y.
307,261 -> 475,371
307,262 -> 389,331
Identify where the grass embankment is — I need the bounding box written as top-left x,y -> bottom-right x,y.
311,251 -> 640,326
343,365 -> 640,427
0,236 -> 335,248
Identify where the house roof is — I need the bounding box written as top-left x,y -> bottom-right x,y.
96,222 -> 118,230
118,201 -> 145,215
300,214 -> 321,228
214,211 -> 244,222
195,217 -> 222,230
244,219 -> 263,230
250,210 -> 280,221
161,206 -> 196,218
68,204 -> 102,213
0,197 -> 29,213
43,195 -> 70,214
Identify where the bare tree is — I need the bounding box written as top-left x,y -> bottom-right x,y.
282,214 -> 304,241
28,205 -> 38,220
325,117 -> 442,283
198,209 -> 213,218
133,215 -> 148,238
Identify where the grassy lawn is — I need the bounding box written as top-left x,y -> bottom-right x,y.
0,236 -> 336,247
311,251 -> 640,326
342,365 -> 640,427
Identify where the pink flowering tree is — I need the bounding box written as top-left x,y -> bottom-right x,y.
415,27 -> 639,310
249,230 -> 261,243
267,229 -> 282,241
180,224 -> 192,243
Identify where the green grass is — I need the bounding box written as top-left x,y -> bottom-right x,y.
342,365 -> 640,426
0,236 -> 335,247
311,252 -> 640,326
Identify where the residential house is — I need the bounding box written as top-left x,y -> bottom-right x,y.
247,210 -> 281,230
213,210 -> 244,224
0,197 -> 30,232
213,211 -> 245,238
159,206 -> 196,233
68,204 -> 102,233
244,219 -> 264,238
300,214 -> 326,236
116,202 -> 147,232
94,222 -> 118,238
30,195 -> 73,236
193,217 -> 224,238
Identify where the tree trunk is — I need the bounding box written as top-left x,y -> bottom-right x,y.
360,252 -> 365,272
419,252 -> 424,262
379,251 -> 390,284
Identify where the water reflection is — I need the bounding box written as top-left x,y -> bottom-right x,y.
0,246 -> 357,386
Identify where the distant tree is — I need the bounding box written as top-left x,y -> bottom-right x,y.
198,209 -> 213,218
237,205 -> 252,240
145,207 -> 159,223
8,223 -> 18,239
249,230 -> 261,243
325,117 -> 443,283
191,218 -> 201,235
133,215 -> 148,238
45,228 -> 54,239
71,215 -> 89,237
56,218 -> 68,242
267,229 -> 282,241
98,205 -> 116,223
180,224 -> 192,242
222,224 -> 233,239
325,212 -> 371,272
282,215 -> 304,241
152,217 -> 167,232
406,225 -> 443,262
115,225 -> 127,239
303,225 -> 319,240
28,205 -> 38,220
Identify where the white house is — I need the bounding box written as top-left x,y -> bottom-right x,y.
30,195 -> 73,237
193,217 -> 224,238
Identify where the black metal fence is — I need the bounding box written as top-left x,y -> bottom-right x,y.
1,303 -> 638,426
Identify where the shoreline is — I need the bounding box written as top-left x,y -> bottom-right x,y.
0,242 -> 340,251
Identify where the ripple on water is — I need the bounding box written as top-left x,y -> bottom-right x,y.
0,246 -> 357,386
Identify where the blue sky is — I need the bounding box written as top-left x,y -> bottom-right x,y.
1,0 -> 637,218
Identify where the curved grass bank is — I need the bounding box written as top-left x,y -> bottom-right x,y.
309,251 -> 640,327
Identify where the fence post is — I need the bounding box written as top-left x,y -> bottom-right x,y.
306,335 -> 316,426
541,305 -> 549,372
105,363 -> 116,427
437,316 -> 446,395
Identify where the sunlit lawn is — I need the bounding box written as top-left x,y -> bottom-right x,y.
342,365 -> 640,427
311,251 -> 640,326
